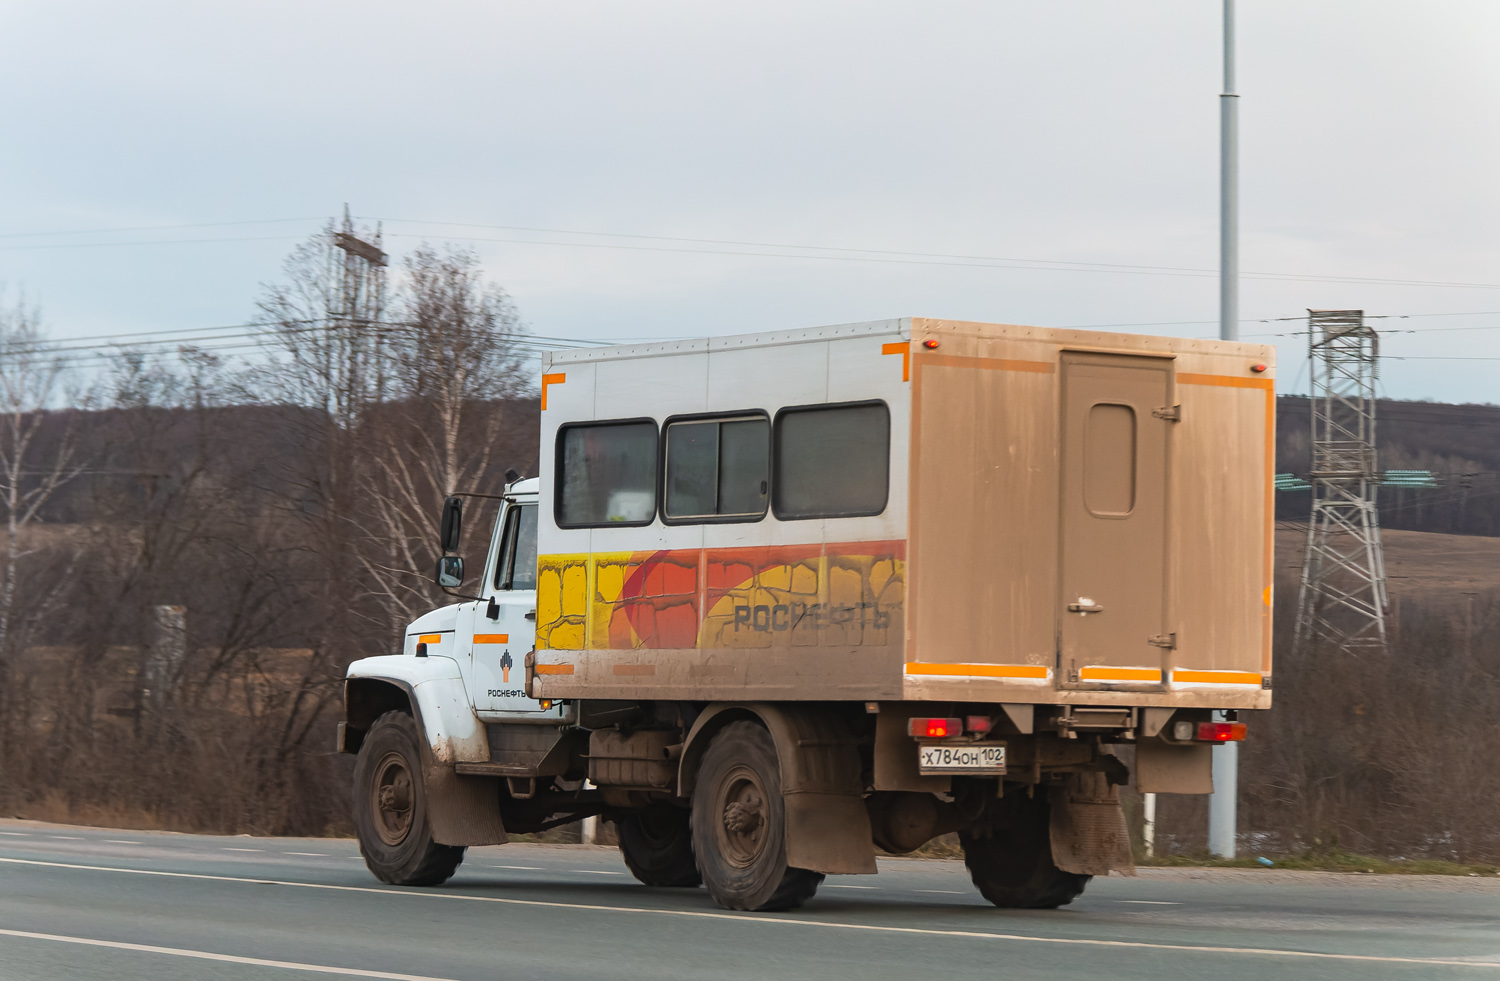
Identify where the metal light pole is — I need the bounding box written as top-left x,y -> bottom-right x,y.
1207,0 -> 1240,859
1218,0 -> 1238,344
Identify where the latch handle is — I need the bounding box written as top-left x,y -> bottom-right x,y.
1152,405 -> 1181,422
1067,602 -> 1104,613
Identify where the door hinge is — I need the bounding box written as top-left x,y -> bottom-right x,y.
1152,405 -> 1181,422
1147,632 -> 1177,649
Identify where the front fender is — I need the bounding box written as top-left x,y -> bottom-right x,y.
346,655 -> 489,765
346,655 -> 504,847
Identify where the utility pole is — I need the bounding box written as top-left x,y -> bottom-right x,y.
1207,0 -> 1241,859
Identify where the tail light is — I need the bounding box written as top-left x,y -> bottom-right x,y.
1197,721 -> 1247,742
908,717 -> 963,738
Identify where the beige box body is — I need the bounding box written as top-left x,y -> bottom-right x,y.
532,317 -> 1273,712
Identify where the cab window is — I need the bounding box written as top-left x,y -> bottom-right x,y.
495,504 -> 538,590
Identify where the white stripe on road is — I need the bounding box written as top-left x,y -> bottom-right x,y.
0,928 -> 464,981
0,856 -> 1496,970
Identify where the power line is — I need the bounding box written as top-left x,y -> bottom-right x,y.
371,217 -> 1500,292
0,319 -> 608,370
0,235 -> 306,252
4,213 -> 1499,290
380,230 -> 1500,291
0,217 -> 326,240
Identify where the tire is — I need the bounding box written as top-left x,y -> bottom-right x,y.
690,720 -> 823,911
352,710 -> 466,886
959,790 -> 1090,909
618,803 -> 702,887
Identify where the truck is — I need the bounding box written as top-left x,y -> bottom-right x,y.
339,316 -> 1275,911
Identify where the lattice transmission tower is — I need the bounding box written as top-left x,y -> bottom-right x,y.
325,206 -> 389,425
1294,309 -> 1390,654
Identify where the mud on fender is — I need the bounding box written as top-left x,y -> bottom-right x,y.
1048,772 -> 1136,877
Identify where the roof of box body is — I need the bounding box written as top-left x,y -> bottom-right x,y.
542,318 -> 909,367
540,317 -> 1272,368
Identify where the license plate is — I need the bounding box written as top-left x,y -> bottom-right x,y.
918,742 -> 1006,775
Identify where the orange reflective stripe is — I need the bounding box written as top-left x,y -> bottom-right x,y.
541,372 -> 566,410
417,634 -> 442,645
1177,373 -> 1274,390
881,341 -> 910,381
535,664 -> 574,675
1173,669 -> 1263,685
473,634 -> 508,644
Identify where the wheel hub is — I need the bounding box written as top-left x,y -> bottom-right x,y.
718,769 -> 768,867
372,752 -> 415,846
723,797 -> 763,834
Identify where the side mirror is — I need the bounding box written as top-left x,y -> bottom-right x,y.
435,555 -> 465,589
439,496 -> 463,552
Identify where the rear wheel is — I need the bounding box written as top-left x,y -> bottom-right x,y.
618,803 -> 701,887
690,721 -> 823,911
960,790 -> 1090,909
352,710 -> 466,886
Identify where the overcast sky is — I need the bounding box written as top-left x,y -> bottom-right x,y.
3,1 -> 1497,402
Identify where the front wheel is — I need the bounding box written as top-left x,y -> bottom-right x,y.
352,710 -> 465,886
690,721 -> 823,911
959,790 -> 1090,909
618,803 -> 701,887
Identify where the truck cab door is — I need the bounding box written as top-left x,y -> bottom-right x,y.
468,499 -> 548,715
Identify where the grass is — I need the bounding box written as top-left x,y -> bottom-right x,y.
1138,848 -> 1500,877
889,835 -> 1500,876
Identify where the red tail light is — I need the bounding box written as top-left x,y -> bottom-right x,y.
965,715 -> 993,735
908,717 -> 963,738
1197,721 -> 1247,742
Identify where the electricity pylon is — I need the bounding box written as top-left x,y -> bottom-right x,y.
1294,310 -> 1390,654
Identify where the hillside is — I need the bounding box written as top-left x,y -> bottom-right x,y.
1277,396 -> 1500,536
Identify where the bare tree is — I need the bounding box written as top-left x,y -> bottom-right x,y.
357,245 -> 533,629
0,294 -> 90,711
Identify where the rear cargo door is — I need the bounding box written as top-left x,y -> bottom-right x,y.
1058,353 -> 1172,688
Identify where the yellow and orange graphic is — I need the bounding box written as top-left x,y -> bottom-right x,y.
536,542 -> 905,651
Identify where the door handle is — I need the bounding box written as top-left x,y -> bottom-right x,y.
1067,601 -> 1104,613
524,610 -> 537,620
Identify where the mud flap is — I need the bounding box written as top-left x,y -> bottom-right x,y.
424,764 -> 509,846
784,792 -> 878,875
1135,738 -> 1214,794
1048,772 -> 1135,876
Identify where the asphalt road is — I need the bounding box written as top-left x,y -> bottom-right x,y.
2,820 -> 1499,980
